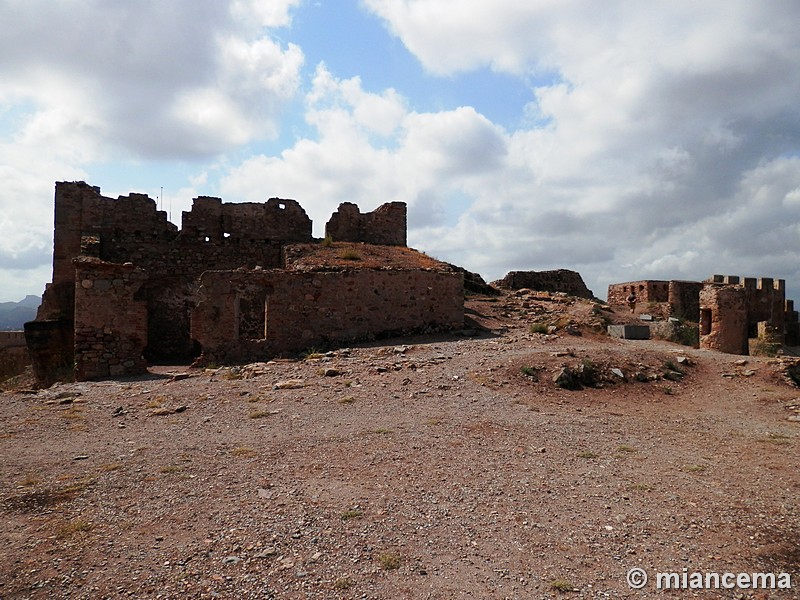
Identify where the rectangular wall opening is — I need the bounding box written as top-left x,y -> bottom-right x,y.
700,308 -> 712,336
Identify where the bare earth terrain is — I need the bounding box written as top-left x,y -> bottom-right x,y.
1,291 -> 798,599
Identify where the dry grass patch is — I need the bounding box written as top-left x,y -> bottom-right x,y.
18,473 -> 41,487
550,579 -> 575,592
158,465 -> 183,474
97,463 -> 123,473
377,552 -> 402,570
56,518 -> 93,539
627,483 -> 655,492
61,406 -> 84,420
339,249 -> 362,261
576,451 -> 599,459
249,410 -> 273,419
145,397 -> 164,409
763,432 -> 792,446
4,479 -> 92,512
231,446 -> 256,457
333,577 -> 354,590
684,464 -> 707,473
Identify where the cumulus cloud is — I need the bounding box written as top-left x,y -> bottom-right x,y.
0,0 -> 303,299
352,1 -> 800,297
0,0 -> 304,159
220,65 -> 509,234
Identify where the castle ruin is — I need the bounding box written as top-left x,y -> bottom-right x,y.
608,275 -> 800,355
25,182 -> 463,385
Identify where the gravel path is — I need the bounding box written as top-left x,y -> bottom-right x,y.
1,294 -> 798,599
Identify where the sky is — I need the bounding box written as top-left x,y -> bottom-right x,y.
2,0 -> 800,303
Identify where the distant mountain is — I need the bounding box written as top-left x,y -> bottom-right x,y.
0,295 -> 40,330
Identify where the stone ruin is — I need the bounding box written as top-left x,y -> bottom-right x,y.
607,280 -> 703,321
25,182 -> 464,385
493,269 -> 595,299
607,275 -> 800,355
0,331 -> 30,381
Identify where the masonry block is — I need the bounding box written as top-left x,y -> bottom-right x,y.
607,325 -> 651,340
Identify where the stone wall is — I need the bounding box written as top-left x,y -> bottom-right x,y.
0,332 -> 30,382
24,319 -> 73,386
73,257 -> 148,381
786,299 -> 800,346
192,268 -> 464,364
182,196 -> 312,243
668,280 -> 704,322
0,331 -> 26,351
494,270 -> 594,299
27,181 -> 438,383
607,280 -> 670,306
32,183 -> 312,367
710,275 -> 786,332
325,202 -> 407,246
699,284 -> 749,355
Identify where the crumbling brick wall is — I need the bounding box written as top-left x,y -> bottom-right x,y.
495,270 -> 594,299
28,182 -> 315,377
192,268 -> 464,364
699,284 -> 749,355
73,257 -> 148,381
325,202 -> 407,246
182,196 -> 312,244
607,281 -> 669,306
707,275 -> 786,339
27,181 -> 443,384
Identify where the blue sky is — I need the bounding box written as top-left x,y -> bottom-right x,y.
2,0 -> 800,303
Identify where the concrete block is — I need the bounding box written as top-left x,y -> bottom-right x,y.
608,324 -> 651,340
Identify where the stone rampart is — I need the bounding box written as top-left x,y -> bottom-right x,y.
0,331 -> 26,351
192,268 -> 463,364
0,332 -> 30,382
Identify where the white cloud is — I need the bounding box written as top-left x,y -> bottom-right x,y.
0,0 -> 305,299
353,1 -> 800,298
220,65 -> 509,234
231,0 -> 300,29
0,0 -> 304,159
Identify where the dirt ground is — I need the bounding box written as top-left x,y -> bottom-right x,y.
1,291 -> 798,599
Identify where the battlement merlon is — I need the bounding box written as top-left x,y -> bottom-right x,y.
708,274 -> 785,292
